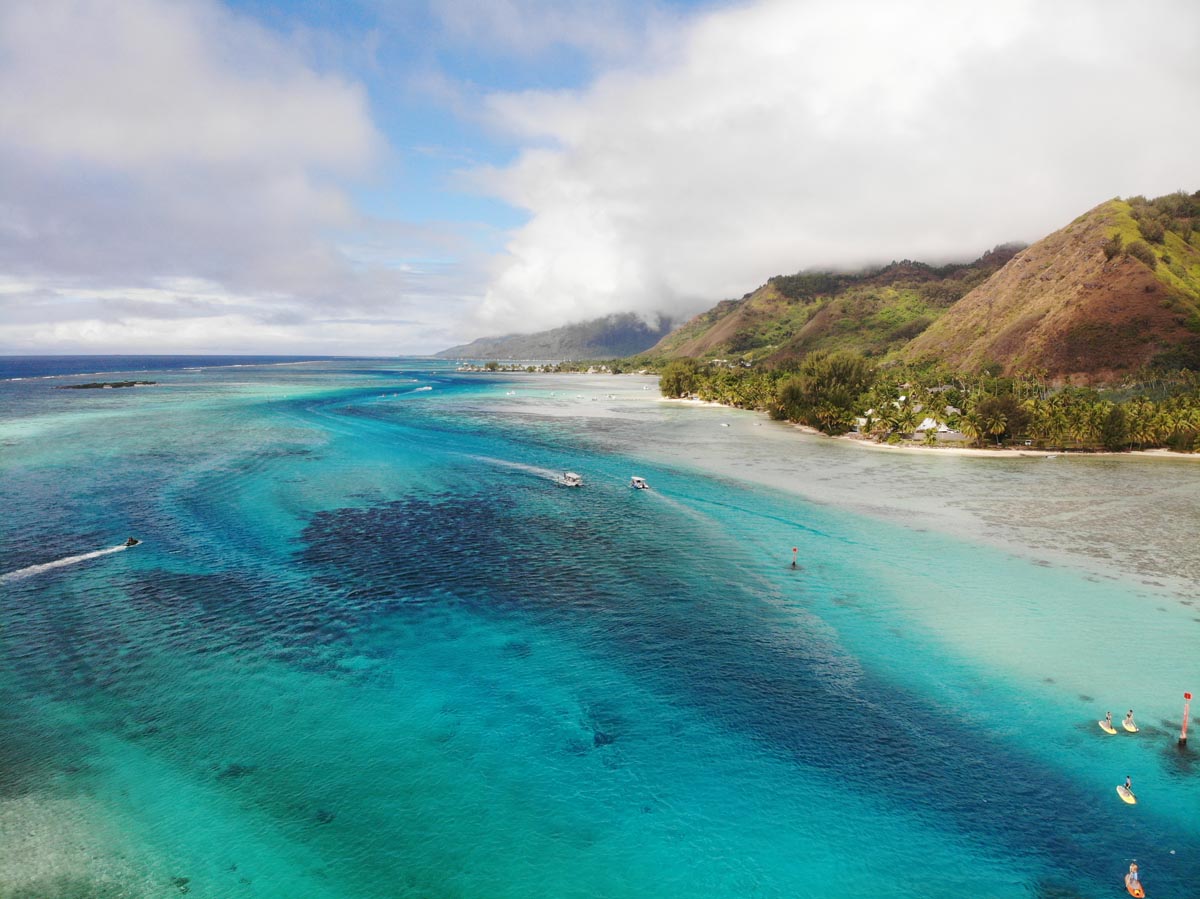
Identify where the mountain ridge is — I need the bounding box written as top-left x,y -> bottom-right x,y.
901,197 -> 1200,379
648,246 -> 1023,365
440,191 -> 1200,383
646,191 -> 1200,382
436,313 -> 674,360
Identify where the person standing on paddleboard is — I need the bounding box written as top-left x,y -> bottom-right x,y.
1128,863 -> 1139,884
1125,775 -> 1132,792
1124,710 -> 1136,729
1106,711 -> 1114,729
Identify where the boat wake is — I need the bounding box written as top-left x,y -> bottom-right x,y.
0,544 -> 131,584
466,455 -> 565,483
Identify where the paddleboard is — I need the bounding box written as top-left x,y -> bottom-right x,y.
1116,785 -> 1137,805
1125,873 -> 1144,897
1099,720 -> 1118,734
1123,721 -> 1139,733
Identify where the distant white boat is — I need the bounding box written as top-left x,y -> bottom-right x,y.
630,476 -> 649,490
720,423 -> 730,428
561,471 -> 583,488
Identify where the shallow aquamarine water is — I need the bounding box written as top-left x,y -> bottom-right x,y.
1,360 -> 1197,899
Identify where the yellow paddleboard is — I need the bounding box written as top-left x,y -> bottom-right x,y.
1123,721 -> 1139,733
1099,720 -> 1118,734
1117,785 -> 1137,805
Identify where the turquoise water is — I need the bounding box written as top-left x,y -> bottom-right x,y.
1,360 -> 1197,898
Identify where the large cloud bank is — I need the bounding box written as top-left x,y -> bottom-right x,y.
473,0 -> 1200,334
0,0 -> 468,354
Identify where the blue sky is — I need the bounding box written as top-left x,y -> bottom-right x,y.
0,0 -> 1197,355
220,0 -> 709,227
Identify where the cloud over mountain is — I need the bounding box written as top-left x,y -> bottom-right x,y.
471,0 -> 1200,335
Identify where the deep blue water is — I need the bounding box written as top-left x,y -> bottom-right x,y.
0,359 -> 1196,898
0,354 -> 354,380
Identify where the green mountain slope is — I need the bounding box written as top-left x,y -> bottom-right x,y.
647,191 -> 1200,382
649,248 -> 1021,363
901,195 -> 1200,379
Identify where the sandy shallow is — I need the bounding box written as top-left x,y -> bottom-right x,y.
478,372 -> 1200,601
838,432 -> 1200,460
659,389 -> 1200,460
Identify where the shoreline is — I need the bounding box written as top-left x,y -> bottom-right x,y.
794,423 -> 1200,461
658,391 -> 1200,461
489,369 -> 1200,619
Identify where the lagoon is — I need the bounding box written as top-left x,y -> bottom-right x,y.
1,359 -> 1197,898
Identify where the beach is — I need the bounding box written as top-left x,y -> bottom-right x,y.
661,392 -> 1200,461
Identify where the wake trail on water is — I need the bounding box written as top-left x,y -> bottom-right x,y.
0,544 -> 130,584
466,455 -> 566,483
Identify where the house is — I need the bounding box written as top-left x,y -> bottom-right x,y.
914,417 -> 966,442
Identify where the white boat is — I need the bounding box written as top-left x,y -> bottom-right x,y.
630,476 -> 649,489
561,471 -> 583,487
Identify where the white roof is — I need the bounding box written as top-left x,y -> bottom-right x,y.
915,417 -> 954,432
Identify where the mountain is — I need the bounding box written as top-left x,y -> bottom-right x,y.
900,196 -> 1200,379
648,247 -> 1021,364
436,313 -> 675,360
646,191 -> 1200,382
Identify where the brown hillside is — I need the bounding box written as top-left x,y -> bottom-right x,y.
650,249 -> 1019,363
902,200 -> 1200,382
655,284 -> 797,357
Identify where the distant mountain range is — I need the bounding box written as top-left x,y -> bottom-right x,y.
435,312 -> 675,360
441,191 -> 1200,382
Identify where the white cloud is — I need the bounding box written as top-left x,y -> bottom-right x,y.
0,274 -> 461,356
0,1 -> 377,172
0,0 -> 474,353
471,0 -> 1200,334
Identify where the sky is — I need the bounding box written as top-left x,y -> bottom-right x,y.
1,0 -> 1198,356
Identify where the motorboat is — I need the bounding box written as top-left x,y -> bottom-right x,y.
561,472 -> 583,487
630,476 -> 649,489
124,536 -> 140,547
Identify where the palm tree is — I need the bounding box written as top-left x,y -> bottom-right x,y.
868,412 -> 891,442
1066,402 -> 1100,448
959,411 -> 985,447
984,409 -> 1008,446
1125,398 -> 1157,448
1023,397 -> 1048,445
894,403 -> 919,437
1047,406 -> 1070,450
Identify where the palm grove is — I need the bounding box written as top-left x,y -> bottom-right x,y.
659,353 -> 1200,453
656,190 -> 1200,453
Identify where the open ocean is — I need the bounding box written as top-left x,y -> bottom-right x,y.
0,357 -> 1197,898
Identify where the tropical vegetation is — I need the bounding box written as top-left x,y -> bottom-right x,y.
660,355 -> 1200,453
